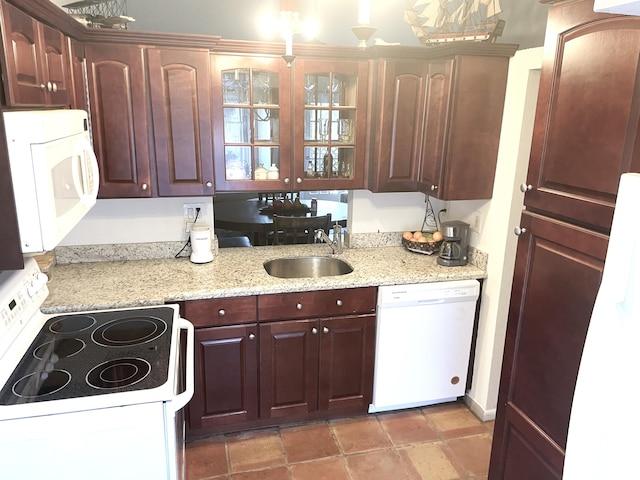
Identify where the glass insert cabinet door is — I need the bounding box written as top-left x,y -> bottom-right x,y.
294,59 -> 369,190
212,56 -> 291,191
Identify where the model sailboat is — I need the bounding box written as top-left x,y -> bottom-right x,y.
404,0 -> 504,44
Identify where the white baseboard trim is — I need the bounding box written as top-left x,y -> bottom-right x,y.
464,394 -> 496,422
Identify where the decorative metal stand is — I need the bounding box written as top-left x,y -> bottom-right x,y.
63,0 -> 134,29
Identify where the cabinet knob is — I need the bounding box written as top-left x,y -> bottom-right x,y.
218,309 -> 226,317
323,326 -> 329,334
430,185 -> 438,191
40,84 -> 46,90
312,327 -> 318,334
284,177 -> 290,184
206,181 -> 212,188
141,183 -> 148,190
46,81 -> 53,92
296,303 -> 303,310
520,183 -> 533,193
336,299 -> 343,307
296,177 -> 302,184
52,82 -> 58,93
249,333 -> 255,340
514,226 -> 527,236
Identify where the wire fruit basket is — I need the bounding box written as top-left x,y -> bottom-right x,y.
402,236 -> 442,255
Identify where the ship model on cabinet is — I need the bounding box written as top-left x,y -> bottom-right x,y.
404,0 -> 505,44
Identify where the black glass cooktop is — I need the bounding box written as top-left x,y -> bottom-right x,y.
0,306 -> 175,406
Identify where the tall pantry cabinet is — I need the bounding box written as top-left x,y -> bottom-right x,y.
489,1 -> 640,479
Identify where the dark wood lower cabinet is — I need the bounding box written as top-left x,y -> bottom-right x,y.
189,324 -> 258,431
488,212 -> 608,479
183,288 -> 377,437
260,315 -> 376,420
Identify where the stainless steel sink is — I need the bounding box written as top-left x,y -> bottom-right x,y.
263,256 -> 353,279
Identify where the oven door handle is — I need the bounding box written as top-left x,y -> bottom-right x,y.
172,317 -> 195,412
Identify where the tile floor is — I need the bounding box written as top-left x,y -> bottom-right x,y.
186,401 -> 494,480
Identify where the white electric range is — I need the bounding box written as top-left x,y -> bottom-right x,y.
0,257 -> 194,480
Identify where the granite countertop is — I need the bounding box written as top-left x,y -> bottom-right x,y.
42,245 -> 486,313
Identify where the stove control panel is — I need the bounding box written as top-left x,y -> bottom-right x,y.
0,258 -> 49,360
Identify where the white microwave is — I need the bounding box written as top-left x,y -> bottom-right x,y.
3,109 -> 99,254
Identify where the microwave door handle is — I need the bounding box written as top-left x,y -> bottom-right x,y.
74,137 -> 99,204
171,318 -> 195,413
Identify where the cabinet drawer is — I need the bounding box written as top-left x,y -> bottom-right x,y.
258,287 -> 377,321
183,296 -> 257,327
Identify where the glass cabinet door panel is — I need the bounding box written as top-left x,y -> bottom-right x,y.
303,146 -> 352,178
254,146 -> 280,179
225,146 -> 252,180
223,108 -> 251,143
253,108 -> 279,142
332,73 -> 356,107
213,55 -> 291,190
294,58 -> 369,189
253,70 -> 279,105
222,69 -> 250,104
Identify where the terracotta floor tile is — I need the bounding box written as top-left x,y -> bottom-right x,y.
227,430 -> 286,473
423,403 -> 487,439
330,416 -> 391,454
290,457 -> 352,480
443,433 -> 493,477
400,442 -> 462,480
347,449 -> 419,480
280,422 -> 341,463
230,466 -> 291,480
187,403 -> 492,480
378,409 -> 439,446
186,437 -> 228,480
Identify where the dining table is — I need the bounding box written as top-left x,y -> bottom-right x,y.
214,197 -> 348,246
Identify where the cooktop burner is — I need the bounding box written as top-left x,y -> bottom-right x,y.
0,306 -> 175,406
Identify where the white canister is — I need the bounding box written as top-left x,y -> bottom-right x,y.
266,164 -> 279,180
190,224 -> 214,264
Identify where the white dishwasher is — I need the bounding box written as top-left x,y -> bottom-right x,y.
369,279 -> 480,413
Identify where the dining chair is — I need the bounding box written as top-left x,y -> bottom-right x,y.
272,214 -> 332,245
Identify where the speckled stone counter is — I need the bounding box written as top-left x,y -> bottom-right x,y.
42,245 -> 486,313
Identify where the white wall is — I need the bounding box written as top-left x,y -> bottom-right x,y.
60,197 -> 214,245
349,191 -> 446,233
464,47 -> 543,419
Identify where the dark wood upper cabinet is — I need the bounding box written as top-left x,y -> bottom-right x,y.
68,38 -> 87,111
524,0 -> 640,232
147,47 -> 215,196
85,43 -> 152,198
369,45 -> 515,199
292,57 -> 370,191
419,54 -> 511,200
368,59 -> 428,192
0,0 -> 71,106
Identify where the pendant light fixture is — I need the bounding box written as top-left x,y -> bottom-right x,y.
351,0 -> 377,49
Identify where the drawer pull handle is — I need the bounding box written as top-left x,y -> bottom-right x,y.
218,309 -> 226,316
336,299 -> 343,307
296,303 -> 303,310
312,327 -> 318,334
249,333 -> 255,340
323,326 -> 329,334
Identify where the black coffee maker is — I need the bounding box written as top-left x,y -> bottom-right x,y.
437,220 -> 470,267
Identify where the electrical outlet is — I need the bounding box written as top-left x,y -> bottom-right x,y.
469,210 -> 483,234
183,203 -> 205,233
